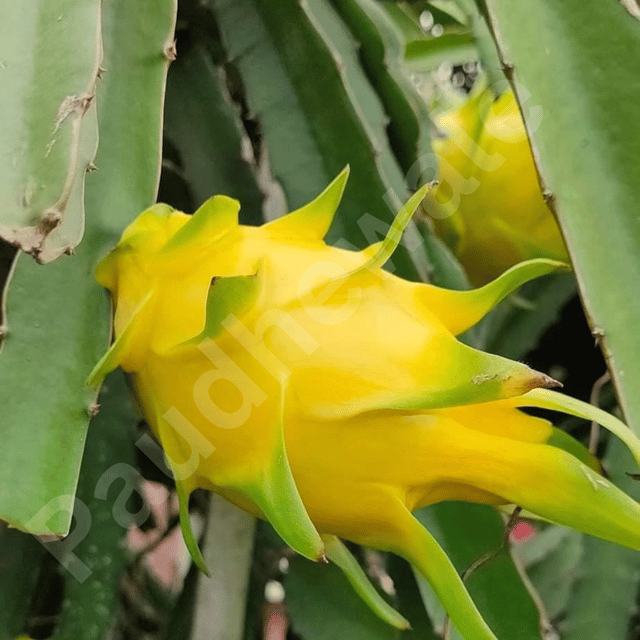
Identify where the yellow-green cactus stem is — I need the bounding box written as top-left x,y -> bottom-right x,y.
90,170 -> 640,640
428,86 -> 569,284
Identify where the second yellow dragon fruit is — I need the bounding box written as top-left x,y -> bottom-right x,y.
429,87 -> 569,284
90,169 -> 640,640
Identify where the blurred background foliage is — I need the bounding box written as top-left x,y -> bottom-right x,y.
0,0 -> 638,639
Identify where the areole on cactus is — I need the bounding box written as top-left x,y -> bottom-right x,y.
89,169 -> 640,640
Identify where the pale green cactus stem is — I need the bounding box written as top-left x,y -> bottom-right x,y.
0,0 -> 103,261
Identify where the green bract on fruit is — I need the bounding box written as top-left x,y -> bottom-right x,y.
428,87 -> 569,284
90,169 -> 640,640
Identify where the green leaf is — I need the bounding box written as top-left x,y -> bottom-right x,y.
479,0 -> 640,435
285,553 -> 399,640
414,503 -> 546,640
208,0 -> 427,281
163,35 -> 264,224
50,371 -> 138,640
561,438 -> 640,640
0,0 -> 102,262
0,0 -> 176,536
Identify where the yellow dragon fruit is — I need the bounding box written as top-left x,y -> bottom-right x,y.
89,169 -> 640,640
428,87 -> 569,284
